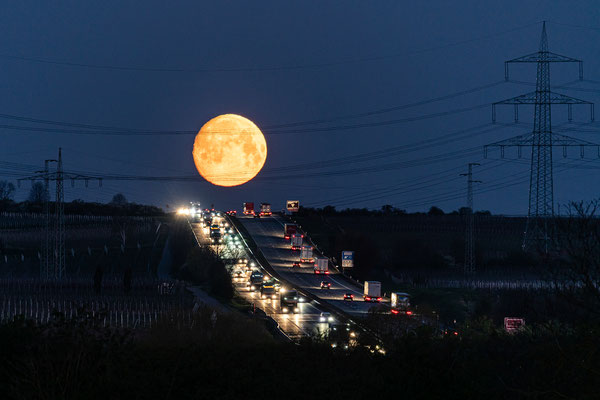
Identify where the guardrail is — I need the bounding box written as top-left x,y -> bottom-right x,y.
188,216 -> 293,342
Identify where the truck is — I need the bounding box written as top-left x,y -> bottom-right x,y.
280,289 -> 299,313
260,283 -> 277,300
364,281 -> 382,302
284,223 -> 297,240
314,257 -> 329,274
291,234 -> 303,250
391,292 -> 412,315
300,245 -> 314,263
248,271 -> 264,291
259,203 -> 272,217
243,202 -> 255,215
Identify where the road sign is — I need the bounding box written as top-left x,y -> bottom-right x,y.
504,317 -> 525,333
286,200 -> 299,212
341,251 -> 354,268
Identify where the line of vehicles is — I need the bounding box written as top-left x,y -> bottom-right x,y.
278,212 -> 415,315
195,204 -> 414,318
243,202 -> 272,217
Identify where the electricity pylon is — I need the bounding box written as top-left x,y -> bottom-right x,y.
461,163 -> 480,274
484,21 -> 596,253
19,148 -> 102,280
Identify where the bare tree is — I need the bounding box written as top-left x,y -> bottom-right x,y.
0,180 -> 15,201
28,182 -> 47,203
111,193 -> 128,206
550,200 -> 600,318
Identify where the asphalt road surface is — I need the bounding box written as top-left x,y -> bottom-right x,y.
190,216 -> 338,340
238,215 -> 387,316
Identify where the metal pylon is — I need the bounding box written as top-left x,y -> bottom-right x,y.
485,21 -> 596,252
19,148 -> 102,280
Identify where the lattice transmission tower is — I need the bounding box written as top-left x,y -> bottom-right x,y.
484,22 -> 596,252
19,148 -> 102,280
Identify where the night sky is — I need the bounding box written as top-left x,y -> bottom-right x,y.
1,1 -> 599,214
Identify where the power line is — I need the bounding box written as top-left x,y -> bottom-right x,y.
0,22 -> 541,73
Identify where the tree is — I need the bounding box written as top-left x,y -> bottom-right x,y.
428,206 -> 445,216
110,193 -> 128,206
28,182 -> 47,203
0,180 -> 15,201
550,200 -> 600,320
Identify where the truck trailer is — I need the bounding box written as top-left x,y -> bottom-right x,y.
291,234 -> 303,250
314,257 -> 329,274
391,292 -> 411,315
300,245 -> 314,263
259,203 -> 272,217
284,223 -> 297,240
364,281 -> 382,302
243,202 -> 255,215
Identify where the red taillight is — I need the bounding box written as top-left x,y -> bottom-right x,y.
315,270 -> 320,274
377,297 -> 382,301
325,271 -> 330,274
391,309 -> 399,314
406,311 -> 413,315
365,297 -> 371,301
454,332 -> 458,336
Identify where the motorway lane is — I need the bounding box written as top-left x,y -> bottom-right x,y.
190,218 -> 331,340
238,215 -> 386,315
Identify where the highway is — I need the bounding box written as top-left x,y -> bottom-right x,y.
189,215 -> 343,341
237,215 -> 387,316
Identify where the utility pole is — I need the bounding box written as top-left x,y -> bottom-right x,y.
41,159 -> 56,280
484,21 -> 596,252
460,163 -> 480,274
55,148 -> 65,279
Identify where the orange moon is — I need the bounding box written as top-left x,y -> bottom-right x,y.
192,114 -> 267,187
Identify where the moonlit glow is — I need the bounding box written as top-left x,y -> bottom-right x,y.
192,114 -> 267,187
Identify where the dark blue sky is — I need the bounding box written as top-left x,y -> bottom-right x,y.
1,1 -> 599,214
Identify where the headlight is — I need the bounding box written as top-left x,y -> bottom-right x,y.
282,307 -> 288,313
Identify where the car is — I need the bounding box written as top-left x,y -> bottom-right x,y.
292,261 -> 301,268
444,328 -> 459,337
343,293 -> 354,301
319,312 -> 334,323
233,270 -> 244,280
320,281 -> 331,289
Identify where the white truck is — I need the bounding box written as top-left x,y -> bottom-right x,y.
364,281 -> 382,302
291,234 -> 303,250
314,257 -> 329,275
391,292 -> 411,314
300,245 -> 314,263
259,203 -> 272,217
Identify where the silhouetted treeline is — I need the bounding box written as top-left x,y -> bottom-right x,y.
168,219 -> 234,300
297,205 -> 492,217
0,199 -> 164,216
0,313 -> 598,399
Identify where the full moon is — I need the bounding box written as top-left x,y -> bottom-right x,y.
192,114 -> 267,187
